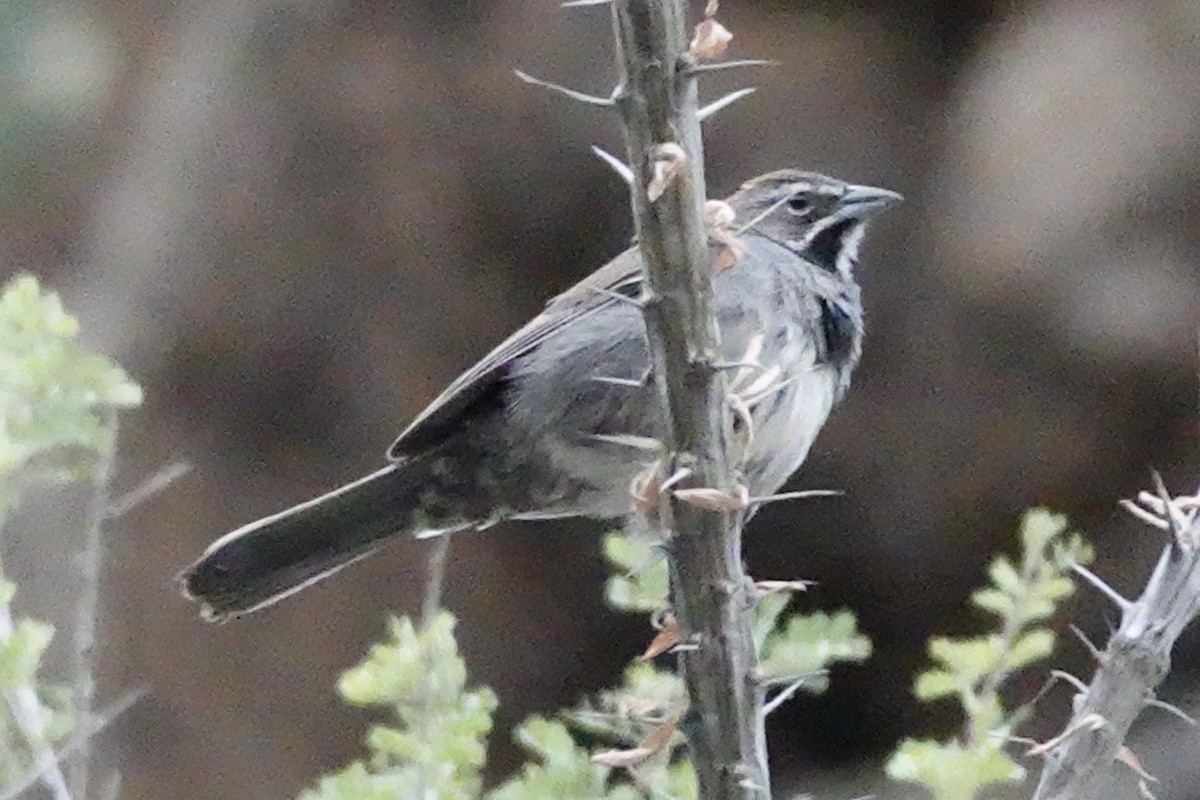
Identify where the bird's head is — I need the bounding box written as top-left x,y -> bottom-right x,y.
728,170 -> 902,280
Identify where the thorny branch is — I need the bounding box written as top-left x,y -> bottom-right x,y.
609,1 -> 768,798
1033,483 -> 1200,799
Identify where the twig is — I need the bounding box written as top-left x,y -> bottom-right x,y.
107,461 -> 190,518
421,534 -> 452,631
1033,483 -> 1200,798
0,599 -> 72,800
0,686 -> 146,800
610,2 -> 768,798
71,414 -> 119,799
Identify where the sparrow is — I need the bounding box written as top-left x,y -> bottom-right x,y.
181,169 -> 901,620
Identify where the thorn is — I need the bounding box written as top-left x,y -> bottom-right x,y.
698,87 -> 757,122
1003,734 -> 1041,748
737,366 -> 785,403
755,579 -> 814,595
592,145 -> 635,185
590,375 -> 645,387
762,675 -> 810,715
713,360 -> 769,373
674,484 -> 749,511
748,489 -> 843,506
733,188 -> 796,234
759,668 -> 827,689
1151,471 -> 1189,554
592,433 -> 662,451
658,467 -> 693,494
685,58 -> 777,76
1011,670 -> 1080,729
1120,498 -> 1170,530
1048,669 -> 1089,693
740,376 -> 800,408
1145,696 -> 1198,727
1068,623 -> 1104,662
1072,563 -> 1132,611
1026,713 -> 1107,756
513,69 -> 614,106
584,283 -> 643,306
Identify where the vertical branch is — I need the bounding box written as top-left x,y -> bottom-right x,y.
71,414 -> 119,799
610,2 -> 767,798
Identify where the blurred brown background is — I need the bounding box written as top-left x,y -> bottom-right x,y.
3,0 -> 1199,797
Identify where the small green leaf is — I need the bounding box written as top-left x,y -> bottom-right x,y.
886,738 -> 1024,800
913,669 -> 959,701
488,717 -> 614,800
602,531 -> 668,613
971,587 -> 1016,617
758,610 -> 870,685
987,558 -> 1022,596
1001,629 -> 1055,670
0,619 -> 54,688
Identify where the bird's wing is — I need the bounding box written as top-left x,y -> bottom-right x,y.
387,248 -> 644,460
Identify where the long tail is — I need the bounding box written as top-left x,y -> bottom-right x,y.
180,464 -> 458,621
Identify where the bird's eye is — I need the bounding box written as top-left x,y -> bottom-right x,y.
786,195 -> 811,216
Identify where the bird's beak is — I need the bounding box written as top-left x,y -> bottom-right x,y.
840,184 -> 904,217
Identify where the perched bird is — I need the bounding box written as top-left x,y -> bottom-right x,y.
181,170 -> 901,620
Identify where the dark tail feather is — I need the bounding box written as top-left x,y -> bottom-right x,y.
181,465 -> 449,621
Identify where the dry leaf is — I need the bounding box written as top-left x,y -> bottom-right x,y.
592,747 -> 653,768
630,461 -> 665,514
646,143 -> 687,202
756,580 -> 813,595
674,485 -> 748,511
638,709 -> 682,753
639,614 -> 682,660
712,230 -> 746,272
689,18 -> 732,61
1118,746 -> 1158,783
706,199 -> 745,272
704,199 -> 736,228
704,0 -> 719,16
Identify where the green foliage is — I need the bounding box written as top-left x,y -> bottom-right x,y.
0,576 -> 75,784
0,274 -> 140,785
309,523 -> 874,799
0,274 -> 141,519
603,532 -> 668,613
489,717 -> 642,800
301,613 -> 497,800
604,529 -> 871,692
885,509 -> 1092,800
758,609 -> 872,690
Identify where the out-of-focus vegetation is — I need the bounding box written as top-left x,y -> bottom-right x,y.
0,274 -> 139,792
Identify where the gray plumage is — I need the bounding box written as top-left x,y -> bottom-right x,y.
181,169 -> 901,620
